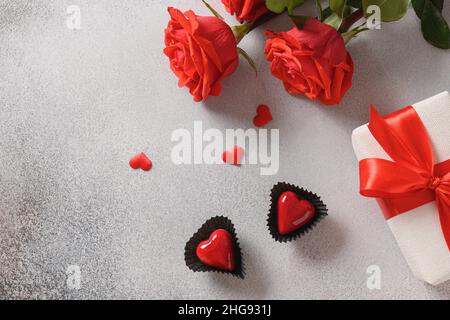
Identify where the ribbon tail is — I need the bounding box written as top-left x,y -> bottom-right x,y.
436,187 -> 450,250
359,158 -> 430,199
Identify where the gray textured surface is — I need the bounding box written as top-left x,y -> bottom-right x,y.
1,0 -> 450,300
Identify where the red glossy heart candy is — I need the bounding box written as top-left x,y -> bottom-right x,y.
277,191 -> 316,235
129,152 -> 152,171
196,229 -> 235,271
222,146 -> 244,166
253,104 -> 273,127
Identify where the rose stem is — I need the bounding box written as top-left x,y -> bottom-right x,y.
248,11 -> 279,32
248,7 -> 364,35
339,8 -> 364,33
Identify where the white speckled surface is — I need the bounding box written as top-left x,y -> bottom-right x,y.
1,0 -> 450,299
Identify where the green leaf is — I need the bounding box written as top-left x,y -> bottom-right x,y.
290,15 -> 311,28
362,0 -> 410,22
420,0 -> 450,48
265,0 -> 304,14
288,0 -> 305,13
433,0 -> 444,11
315,0 -> 324,20
324,12 -> 344,29
342,5 -> 352,18
325,1 -> 351,29
237,47 -> 258,76
412,0 -> 444,18
321,6 -> 334,20
265,0 -> 286,13
330,0 -> 347,17
348,0 -> 363,8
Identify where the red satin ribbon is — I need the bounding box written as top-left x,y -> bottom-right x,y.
359,106 -> 450,249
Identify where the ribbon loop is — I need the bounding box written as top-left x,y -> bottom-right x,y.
359,106 -> 450,250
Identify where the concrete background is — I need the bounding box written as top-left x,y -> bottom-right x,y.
1,0 -> 450,299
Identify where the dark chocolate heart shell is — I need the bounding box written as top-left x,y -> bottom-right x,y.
184,216 -> 244,278
268,182 -> 328,242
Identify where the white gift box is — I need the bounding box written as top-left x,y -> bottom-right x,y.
352,91 -> 450,285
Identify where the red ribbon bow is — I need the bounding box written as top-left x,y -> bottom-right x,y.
359,106 -> 450,249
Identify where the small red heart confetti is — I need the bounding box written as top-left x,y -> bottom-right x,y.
222,146 -> 244,166
196,229 -> 235,272
277,191 -> 316,235
253,104 -> 272,127
129,152 -> 152,171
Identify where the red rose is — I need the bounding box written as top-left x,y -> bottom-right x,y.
265,19 -> 354,105
164,7 -> 239,102
221,0 -> 269,22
